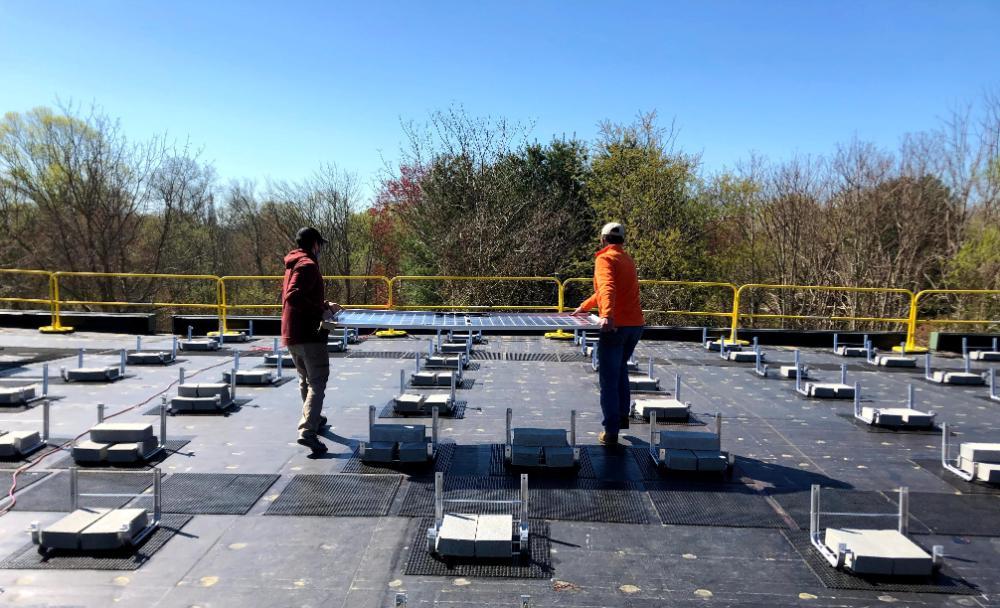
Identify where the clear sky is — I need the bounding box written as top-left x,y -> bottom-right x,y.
2,1 -> 998,201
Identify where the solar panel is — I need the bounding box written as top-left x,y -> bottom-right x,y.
323,310 -> 602,330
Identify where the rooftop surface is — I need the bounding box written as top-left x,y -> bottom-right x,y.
0,327 -> 998,607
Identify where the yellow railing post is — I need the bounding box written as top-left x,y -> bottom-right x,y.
728,285 -> 744,343
39,271 -> 74,334
217,279 -> 228,333
556,278 -> 565,313
903,291 -> 921,352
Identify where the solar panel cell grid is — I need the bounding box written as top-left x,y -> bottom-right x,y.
323,310 -> 602,330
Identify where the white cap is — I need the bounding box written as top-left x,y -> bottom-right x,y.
600,222 -> 625,240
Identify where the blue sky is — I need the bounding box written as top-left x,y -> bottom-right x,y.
2,1 -> 998,201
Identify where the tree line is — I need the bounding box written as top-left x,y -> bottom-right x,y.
1,98 -> 998,332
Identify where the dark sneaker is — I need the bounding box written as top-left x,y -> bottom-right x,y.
619,415 -> 631,430
598,431 -> 619,446
297,435 -> 328,454
318,415 -> 328,429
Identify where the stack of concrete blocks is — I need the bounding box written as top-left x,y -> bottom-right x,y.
178,329 -> 221,352
328,328 -> 352,353
411,354 -> 461,387
864,339 -> 917,368
126,337 -> 178,365
925,350 -> 986,386
822,529 -> 935,576
424,353 -> 468,370
435,513 -> 513,558
632,375 -> 689,421
0,385 -> 38,406
394,370 -> 455,415
73,422 -> 159,464
968,337 -> 1000,362
361,423 -> 432,464
651,412 -> 728,473
33,508 -> 150,551
855,385 -> 934,429
833,334 -> 868,357
509,429 -> 574,468
62,350 -> 125,382
797,364 -> 856,399
448,329 -> 483,344
703,328 -> 747,352
221,353 -> 275,386
628,358 -> 660,392
171,366 -> 235,412
720,337 -> 761,363
957,442 -> 1000,484
0,430 -> 44,457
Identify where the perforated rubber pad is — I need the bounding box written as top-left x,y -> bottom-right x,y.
910,458 -> 1000,495
150,473 -> 279,515
780,530 -> 977,594
265,474 -> 401,517
906,492 -> 1000,536
404,517 -> 552,579
0,514 -> 192,571
0,471 -> 50,495
11,470 -> 155,512
340,443 -> 455,475
649,482 -> 788,528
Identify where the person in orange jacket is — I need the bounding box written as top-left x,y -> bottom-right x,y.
572,222 -> 645,445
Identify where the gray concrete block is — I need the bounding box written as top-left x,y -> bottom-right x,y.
726,351 -> 759,363
126,352 -> 170,365
178,383 -> 231,400
694,450 -> 728,472
422,393 -> 454,413
969,351 -> 1000,361
475,514 -> 513,558
170,396 -> 224,411
398,441 -> 429,462
425,355 -> 464,369
835,346 -> 867,357
511,427 -> 567,447
393,393 -> 425,413
371,424 -> 425,443
223,370 -> 274,385
39,508 -> 109,550
90,423 -> 154,444
263,353 -> 294,367
974,463 -> 1000,483
0,430 -> 42,457
664,449 -> 698,471
824,528 -> 932,577
875,355 -> 916,368
806,383 -> 855,399
327,339 -> 347,353
629,375 -> 660,391
659,430 -> 720,451
960,443 -> 1000,465
410,371 -> 440,386
0,386 -> 36,404
633,398 -> 689,421
106,437 -> 159,463
511,445 -> 542,466
441,342 -> 469,354
179,339 -> 220,351
79,508 -> 149,550
436,513 -> 477,557
67,367 -> 120,382
544,446 -> 575,468
932,371 -> 985,385
361,441 -> 395,462
72,440 -> 111,463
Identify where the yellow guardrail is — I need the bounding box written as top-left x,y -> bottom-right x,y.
562,278 -> 738,322
729,284 -> 914,343
904,289 -> 1000,352
388,276 -> 563,311
2,267 -> 999,347
218,275 -> 392,332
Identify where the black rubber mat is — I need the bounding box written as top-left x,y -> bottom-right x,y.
528,478 -> 650,523
910,459 -> 1000,496
48,439 -> 192,470
835,413 -> 941,434
648,483 -> 787,528
346,351 -> 417,359
143,397 -> 253,416
398,476 -> 519,518
404,517 -> 552,579
0,514 -> 192,571
488,443 -> 597,479
0,471 -> 51,496
770,489 -> 931,534
11,470 -> 156,512
907,492 -> 1000,536
265,474 -> 401,517
471,351 -> 504,360
445,444 -> 495,477
377,400 -> 467,420
148,473 -> 279,514
340,443 -> 455,475
780,530 -> 977,594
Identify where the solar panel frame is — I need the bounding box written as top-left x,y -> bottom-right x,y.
322,310 -> 603,330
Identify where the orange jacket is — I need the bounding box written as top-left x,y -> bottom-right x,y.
578,244 -> 645,326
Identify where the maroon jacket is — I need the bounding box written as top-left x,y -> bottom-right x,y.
280,249 -> 329,346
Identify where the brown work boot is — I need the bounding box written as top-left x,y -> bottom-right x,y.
297,434 -> 328,454
598,431 -> 619,446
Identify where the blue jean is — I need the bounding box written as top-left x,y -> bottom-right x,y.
598,326 -> 644,438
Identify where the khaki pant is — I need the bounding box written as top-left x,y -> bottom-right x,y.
288,342 -> 330,439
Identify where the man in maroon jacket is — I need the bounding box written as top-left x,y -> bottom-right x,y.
282,227 -> 342,454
